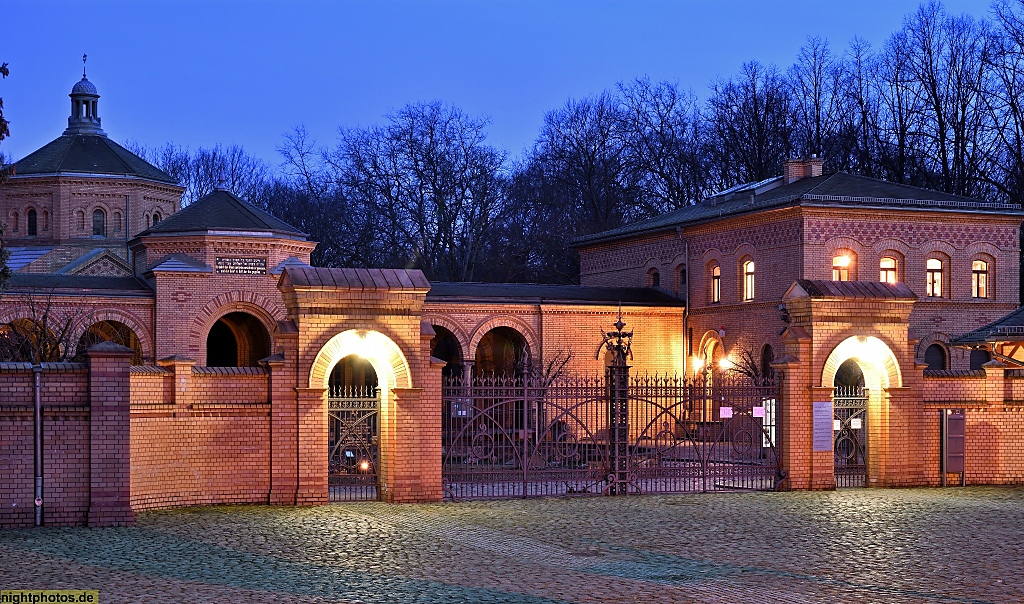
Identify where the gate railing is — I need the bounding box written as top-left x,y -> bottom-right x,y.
441,373 -> 782,500
328,385 -> 379,501
833,385 -> 868,488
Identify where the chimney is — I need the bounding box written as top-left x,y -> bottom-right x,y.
783,155 -> 824,184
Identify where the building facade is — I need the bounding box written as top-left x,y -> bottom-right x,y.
2,76 -> 1024,528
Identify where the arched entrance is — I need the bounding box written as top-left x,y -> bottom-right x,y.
327,355 -> 380,501
430,325 -> 464,379
309,329 -> 413,502
76,320 -> 144,365
474,326 -> 529,378
822,335 -> 902,488
206,311 -> 270,367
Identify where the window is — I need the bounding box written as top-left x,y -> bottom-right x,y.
926,258 -> 943,297
677,266 -> 687,296
152,211 -> 161,224
114,211 -> 123,233
970,349 -> 991,371
832,254 -> 851,281
711,265 -> 721,303
26,209 -> 37,237
11,211 -> 18,233
972,260 -> 989,299
880,257 -> 898,284
742,260 -> 755,300
42,210 -> 49,231
648,268 -> 660,288
924,344 -> 947,370
92,209 -> 106,237
77,210 -> 86,231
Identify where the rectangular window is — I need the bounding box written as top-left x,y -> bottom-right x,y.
926,258 -> 943,297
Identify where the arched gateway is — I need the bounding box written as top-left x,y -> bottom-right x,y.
276,266 -> 442,504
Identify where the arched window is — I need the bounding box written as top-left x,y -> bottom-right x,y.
42,210 -> 49,232
647,268 -> 660,288
926,258 -> 943,297
972,260 -> 989,299
760,344 -> 775,382
742,259 -> 755,301
114,211 -> 123,233
710,264 -> 721,303
26,209 -> 37,237
152,211 -> 162,224
924,344 -> 947,370
77,210 -> 86,231
832,251 -> 854,281
92,209 -> 106,237
676,265 -> 687,297
970,349 -> 991,371
11,211 -> 18,233
880,257 -> 898,284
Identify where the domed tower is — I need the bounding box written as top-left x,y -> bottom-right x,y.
0,62 -> 184,275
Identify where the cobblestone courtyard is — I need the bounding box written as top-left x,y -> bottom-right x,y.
1,487 -> 1022,603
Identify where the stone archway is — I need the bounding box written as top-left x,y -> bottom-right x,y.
821,335 -> 902,488
308,329 -> 413,502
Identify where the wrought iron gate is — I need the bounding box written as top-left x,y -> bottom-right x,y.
441,374 -> 782,500
328,385 -> 379,501
833,385 -> 868,488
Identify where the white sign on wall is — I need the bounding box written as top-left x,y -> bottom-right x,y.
813,401 -> 834,451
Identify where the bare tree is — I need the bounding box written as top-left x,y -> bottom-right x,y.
0,294 -> 82,364
790,37 -> 847,166
618,78 -> 712,211
327,102 -> 509,281
127,142 -> 270,205
707,61 -> 795,186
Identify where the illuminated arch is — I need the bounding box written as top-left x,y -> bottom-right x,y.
309,329 -> 412,390
72,308 -> 152,362
821,335 -> 902,389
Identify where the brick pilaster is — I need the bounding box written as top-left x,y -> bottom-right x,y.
86,341 -> 135,527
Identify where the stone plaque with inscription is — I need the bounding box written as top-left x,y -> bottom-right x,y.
215,257 -> 267,275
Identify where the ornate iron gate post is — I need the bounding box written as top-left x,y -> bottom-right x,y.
602,314 -> 632,495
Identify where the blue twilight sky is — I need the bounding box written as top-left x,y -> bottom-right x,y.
1,0 -> 994,171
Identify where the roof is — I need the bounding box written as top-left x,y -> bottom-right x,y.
950,306 -> 1024,345
281,267 -> 430,290
426,282 -> 684,306
5,247 -> 55,271
788,279 -> 918,300
148,253 -> 212,273
4,274 -> 154,296
7,134 -> 177,184
137,188 -> 306,239
577,172 -> 1024,246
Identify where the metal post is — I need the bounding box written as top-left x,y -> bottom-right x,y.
33,365 -> 43,526
600,311 -> 632,495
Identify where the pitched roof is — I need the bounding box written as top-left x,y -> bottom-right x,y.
7,134 -> 177,184
950,306 -> 1024,345
148,253 -> 212,273
426,282 -> 684,306
5,274 -> 154,296
281,267 -> 430,290
576,172 -> 1024,246
138,189 -> 306,239
788,279 -> 917,300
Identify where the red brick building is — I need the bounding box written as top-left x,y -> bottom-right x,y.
3,76 -> 1024,527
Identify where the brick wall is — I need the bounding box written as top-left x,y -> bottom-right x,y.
129,366 -> 271,511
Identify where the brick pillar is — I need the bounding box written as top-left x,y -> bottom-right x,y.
157,355 -> 195,410
809,386 -> 836,490
883,386 -> 921,486
261,353 -> 296,504
983,360 -> 1007,406
86,341 -> 135,527
295,387 -> 327,505
388,386 -> 442,503
773,328 -> 817,491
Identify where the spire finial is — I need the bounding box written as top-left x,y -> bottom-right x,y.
82,53 -> 87,78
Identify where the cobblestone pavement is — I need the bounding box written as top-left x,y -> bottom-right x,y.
1,487 -> 1022,603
